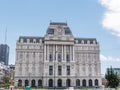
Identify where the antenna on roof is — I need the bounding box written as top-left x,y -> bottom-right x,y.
4,26 -> 7,44
0,24 -> 2,43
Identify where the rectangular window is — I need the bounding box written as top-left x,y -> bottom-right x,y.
66,54 -> 70,62
65,28 -> 71,35
58,66 -> 62,75
49,66 -> 53,75
67,66 -> 70,75
48,29 -> 54,34
58,54 -> 62,62
49,54 -> 53,61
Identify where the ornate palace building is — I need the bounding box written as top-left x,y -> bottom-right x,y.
14,22 -> 101,88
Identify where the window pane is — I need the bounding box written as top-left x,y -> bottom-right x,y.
66,54 -> 70,62
58,54 -> 62,62
65,28 -> 71,35
49,66 -> 53,75
48,29 -> 54,34
58,66 -> 62,75
67,66 -> 70,75
49,54 -> 53,61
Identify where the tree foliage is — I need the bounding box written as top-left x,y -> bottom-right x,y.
105,67 -> 120,88
2,76 -> 10,83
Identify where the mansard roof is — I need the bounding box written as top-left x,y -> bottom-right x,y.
75,38 -> 98,44
50,22 -> 67,26
18,36 -> 44,43
17,22 -> 98,44
19,36 -> 44,39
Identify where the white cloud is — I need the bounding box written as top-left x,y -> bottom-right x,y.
99,0 -> 120,37
100,54 -> 120,62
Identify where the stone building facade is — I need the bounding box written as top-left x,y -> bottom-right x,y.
14,22 -> 101,88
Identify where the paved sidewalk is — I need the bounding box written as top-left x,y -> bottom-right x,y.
2,88 -> 120,90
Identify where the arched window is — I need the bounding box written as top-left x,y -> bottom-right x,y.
89,79 -> 92,87
76,79 -> 80,87
81,40 -> 84,44
93,40 -> 96,44
38,79 -> 42,87
66,79 -> 71,87
24,80 -> 29,87
49,79 -> 53,87
18,79 -> 22,87
57,79 -> 62,87
95,79 -> 98,86
87,40 -> 90,44
82,79 -> 86,87
31,79 -> 36,87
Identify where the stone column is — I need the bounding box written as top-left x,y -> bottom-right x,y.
44,44 -> 46,61
98,63 -> 101,75
70,45 -> 72,61
62,45 -> 64,61
86,78 -> 88,87
55,45 -> 57,62
73,45 -> 74,61
93,79 -> 95,87
80,79 -> 82,87
43,44 -> 46,86
48,45 -> 50,61
64,45 -> 66,61
53,45 -> 55,61
55,45 -> 57,77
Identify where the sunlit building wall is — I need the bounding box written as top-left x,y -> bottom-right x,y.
15,22 -> 101,88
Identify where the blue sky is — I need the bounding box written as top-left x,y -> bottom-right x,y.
0,0 -> 120,74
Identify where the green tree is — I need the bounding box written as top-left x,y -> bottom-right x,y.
2,76 -> 10,83
105,67 -> 120,88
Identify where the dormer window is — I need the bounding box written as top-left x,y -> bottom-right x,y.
23,38 -> 27,43
93,40 -> 96,44
47,28 -> 54,35
20,39 -> 23,43
87,40 -> 90,44
27,39 -> 30,43
81,40 -> 84,44
65,28 -> 71,35
30,39 -> 33,43
33,39 -> 36,43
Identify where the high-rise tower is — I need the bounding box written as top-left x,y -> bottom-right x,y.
0,44 -> 9,65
